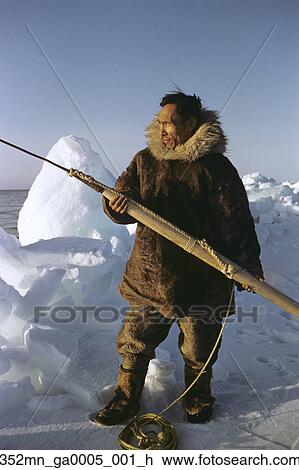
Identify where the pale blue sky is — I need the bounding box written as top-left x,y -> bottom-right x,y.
0,0 -> 298,188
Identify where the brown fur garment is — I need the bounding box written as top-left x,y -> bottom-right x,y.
103,109 -> 263,318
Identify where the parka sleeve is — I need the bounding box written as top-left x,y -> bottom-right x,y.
207,158 -> 264,279
102,152 -> 140,225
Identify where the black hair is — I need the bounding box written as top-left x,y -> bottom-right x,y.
160,91 -> 202,123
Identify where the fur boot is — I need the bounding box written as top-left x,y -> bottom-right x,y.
183,365 -> 215,424
94,365 -> 147,426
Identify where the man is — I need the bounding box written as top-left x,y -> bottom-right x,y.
96,92 -> 263,425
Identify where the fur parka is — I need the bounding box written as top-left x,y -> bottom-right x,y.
103,109 -> 263,319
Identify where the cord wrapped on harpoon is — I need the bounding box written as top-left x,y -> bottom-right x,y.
67,167 -> 299,319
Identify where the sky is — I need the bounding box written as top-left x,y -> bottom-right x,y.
0,0 -> 298,189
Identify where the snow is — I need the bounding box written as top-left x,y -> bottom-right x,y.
0,377 -> 35,415
0,136 -> 298,450
244,172 -> 299,221
17,135 -> 132,253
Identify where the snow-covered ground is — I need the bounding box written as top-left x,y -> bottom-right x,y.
0,136 -> 298,450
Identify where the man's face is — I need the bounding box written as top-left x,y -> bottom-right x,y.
158,103 -> 195,150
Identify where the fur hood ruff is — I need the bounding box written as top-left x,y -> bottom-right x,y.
146,108 -> 227,162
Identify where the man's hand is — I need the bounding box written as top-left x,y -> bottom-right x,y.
239,276 -> 264,293
108,194 -> 128,214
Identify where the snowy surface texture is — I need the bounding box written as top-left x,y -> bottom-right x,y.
0,137 -> 298,450
17,135 -> 132,252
